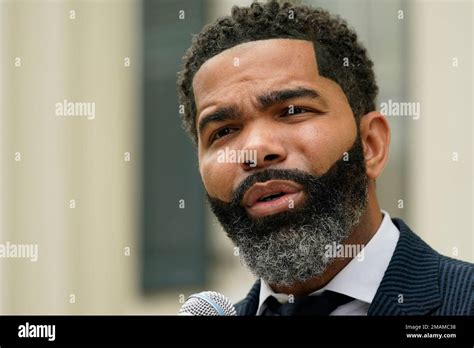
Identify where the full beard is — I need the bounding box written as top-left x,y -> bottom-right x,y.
206,135 -> 369,287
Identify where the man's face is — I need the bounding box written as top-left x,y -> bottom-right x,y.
194,39 -> 358,198
192,39 -> 368,286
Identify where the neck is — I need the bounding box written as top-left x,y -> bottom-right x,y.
270,190 -> 383,297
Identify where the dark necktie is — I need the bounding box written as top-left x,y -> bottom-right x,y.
261,290 -> 354,316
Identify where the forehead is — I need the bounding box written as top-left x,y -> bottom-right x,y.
192,39 -> 321,115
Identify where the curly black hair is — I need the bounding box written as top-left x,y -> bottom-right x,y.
177,0 -> 378,144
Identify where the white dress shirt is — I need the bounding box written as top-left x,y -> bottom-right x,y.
257,210 -> 400,315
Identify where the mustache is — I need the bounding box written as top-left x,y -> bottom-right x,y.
209,134 -> 366,209
231,168 -> 318,206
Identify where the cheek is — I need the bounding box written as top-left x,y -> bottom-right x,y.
290,117 -> 356,174
199,155 -> 236,201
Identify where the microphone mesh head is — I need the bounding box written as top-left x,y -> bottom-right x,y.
179,291 -> 237,316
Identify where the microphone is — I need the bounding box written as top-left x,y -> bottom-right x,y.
179,291 -> 237,316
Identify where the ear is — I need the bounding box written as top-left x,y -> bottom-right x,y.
359,111 -> 391,180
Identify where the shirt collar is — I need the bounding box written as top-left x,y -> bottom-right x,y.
257,210 -> 399,314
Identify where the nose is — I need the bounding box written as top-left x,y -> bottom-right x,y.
239,124 -> 287,171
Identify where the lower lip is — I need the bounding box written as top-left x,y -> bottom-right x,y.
246,191 -> 305,218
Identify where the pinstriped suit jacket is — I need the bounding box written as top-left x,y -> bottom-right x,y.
234,218 -> 473,315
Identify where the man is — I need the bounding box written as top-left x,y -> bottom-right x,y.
177,0 -> 472,315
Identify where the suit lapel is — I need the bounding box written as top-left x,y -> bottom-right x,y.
368,218 -> 441,315
235,219 -> 442,316
235,279 -> 260,315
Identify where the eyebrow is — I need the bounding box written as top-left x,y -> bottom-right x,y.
257,87 -> 321,109
197,87 -> 322,137
198,106 -> 240,137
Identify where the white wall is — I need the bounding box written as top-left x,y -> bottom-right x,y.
0,0 -> 143,314
406,0 -> 473,261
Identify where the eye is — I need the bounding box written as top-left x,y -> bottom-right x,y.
210,126 -> 236,143
281,106 -> 311,117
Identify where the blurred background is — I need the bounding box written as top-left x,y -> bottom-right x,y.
0,0 -> 472,314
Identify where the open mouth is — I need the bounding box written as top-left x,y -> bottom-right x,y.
248,190 -> 305,218
257,192 -> 286,202
242,180 -> 306,218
